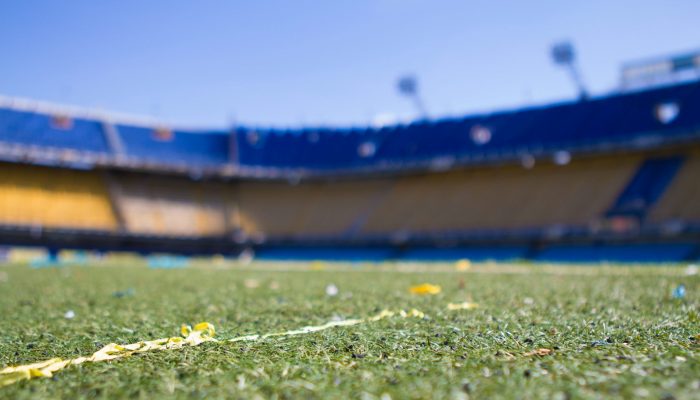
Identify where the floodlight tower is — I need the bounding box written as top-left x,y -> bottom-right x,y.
551,42 -> 588,100
397,75 -> 428,119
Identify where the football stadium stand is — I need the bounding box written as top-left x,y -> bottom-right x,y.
236,180 -> 391,238
0,79 -> 699,262
605,156 -> 684,219
0,164 -> 117,230
359,156 -> 640,235
234,80 -> 700,171
648,152 -> 700,223
0,108 -> 111,154
108,172 -> 232,237
115,125 -> 231,166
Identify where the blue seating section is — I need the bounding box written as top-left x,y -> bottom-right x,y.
255,246 -> 528,262
0,109 -> 110,153
607,157 -> 684,219
256,247 -> 394,262
535,243 -> 695,263
254,244 -> 694,263
1,80 -> 699,170
116,125 -> 230,166
236,80 -> 700,169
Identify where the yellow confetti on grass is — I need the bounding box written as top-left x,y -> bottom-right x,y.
523,348 -> 553,357
409,283 -> 442,295
446,301 -> 479,310
455,259 -> 471,271
0,322 -> 216,387
0,304 -> 477,388
243,279 -> 260,289
309,261 -> 326,271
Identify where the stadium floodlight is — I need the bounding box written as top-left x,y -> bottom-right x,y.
551,41 -> 588,100
551,42 -> 574,65
397,75 -> 428,119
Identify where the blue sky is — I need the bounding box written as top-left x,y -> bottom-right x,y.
0,1 -> 698,128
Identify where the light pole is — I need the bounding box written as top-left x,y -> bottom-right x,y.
397,75 -> 428,119
551,41 -> 588,100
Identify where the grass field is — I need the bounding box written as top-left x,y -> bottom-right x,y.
0,261 -> 698,399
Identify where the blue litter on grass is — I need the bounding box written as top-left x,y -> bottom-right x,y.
112,288 -> 135,298
29,254 -> 62,269
70,251 -> 89,265
672,284 -> 686,299
147,256 -> 189,269
29,259 -> 61,268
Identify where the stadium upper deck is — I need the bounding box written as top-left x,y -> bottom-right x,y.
0,80 -> 699,177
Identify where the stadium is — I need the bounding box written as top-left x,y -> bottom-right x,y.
1,2 -> 699,398
1,73 -> 699,262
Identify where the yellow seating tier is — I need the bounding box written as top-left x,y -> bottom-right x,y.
361,156 -> 640,234
1,151 -> 697,237
111,174 -> 231,236
0,164 -> 117,230
236,180 -> 388,237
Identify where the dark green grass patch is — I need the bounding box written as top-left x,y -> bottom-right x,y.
0,263 -> 698,399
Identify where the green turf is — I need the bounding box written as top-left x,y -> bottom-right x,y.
0,262 -> 698,399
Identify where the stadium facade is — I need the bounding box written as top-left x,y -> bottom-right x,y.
0,80 -> 699,262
